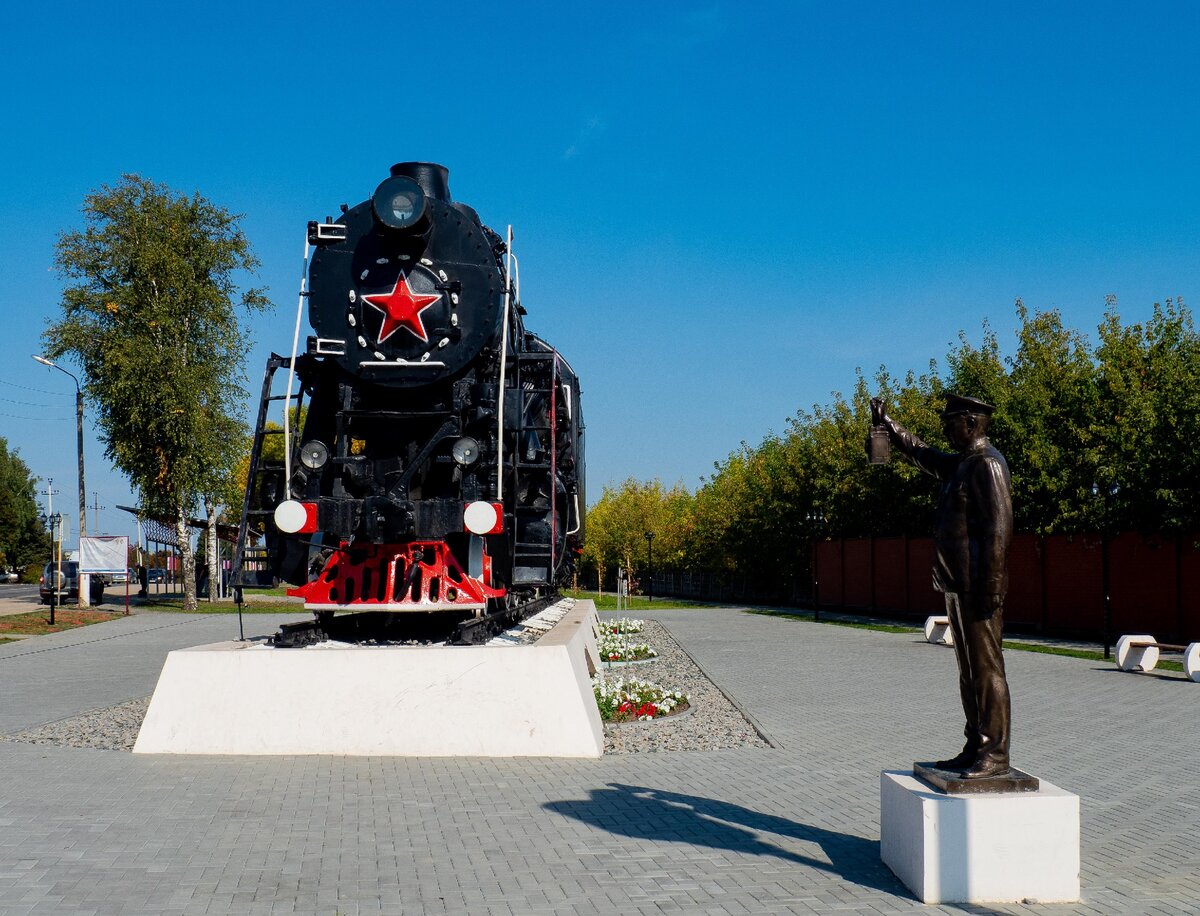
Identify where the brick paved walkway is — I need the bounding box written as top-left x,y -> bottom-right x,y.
1,608 -> 1196,914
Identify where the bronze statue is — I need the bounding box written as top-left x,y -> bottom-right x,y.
871,393 -> 1014,779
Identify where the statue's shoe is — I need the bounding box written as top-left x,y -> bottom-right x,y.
933,749 -> 977,770
962,756 -> 1011,779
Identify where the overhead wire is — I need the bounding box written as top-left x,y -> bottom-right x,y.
0,377 -> 67,396
0,411 -> 71,421
0,395 -> 61,409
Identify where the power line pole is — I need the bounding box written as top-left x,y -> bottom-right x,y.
91,492 -> 105,533
41,479 -> 60,527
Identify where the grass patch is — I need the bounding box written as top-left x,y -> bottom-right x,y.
569,590 -> 709,610
0,637 -> 19,645
1002,640 -> 1185,671
141,599 -> 306,614
1001,642 -> 1104,661
0,610 -> 118,636
745,608 -> 1189,672
1150,659 -> 1184,673
744,607 -> 918,634
146,588 -> 704,613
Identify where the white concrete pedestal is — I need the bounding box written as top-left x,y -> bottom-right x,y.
133,601 -> 603,758
880,770 -> 1080,904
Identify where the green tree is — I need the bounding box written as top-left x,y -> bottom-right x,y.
1003,303 -> 1097,533
0,439 -> 51,577
45,175 -> 270,610
1093,297 -> 1200,532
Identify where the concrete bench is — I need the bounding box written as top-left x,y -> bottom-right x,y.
1115,634 -> 1200,682
924,616 -> 953,646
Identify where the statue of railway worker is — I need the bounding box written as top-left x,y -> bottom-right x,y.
870,393 -> 1014,779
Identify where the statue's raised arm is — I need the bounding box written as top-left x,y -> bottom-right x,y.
868,397 -> 958,480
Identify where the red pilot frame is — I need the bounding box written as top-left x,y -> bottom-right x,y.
288,541 -> 505,612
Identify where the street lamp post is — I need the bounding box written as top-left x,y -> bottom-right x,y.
33,355 -> 88,607
807,510 -> 825,623
41,511 -> 63,625
644,531 -> 655,604
1092,478 -> 1120,660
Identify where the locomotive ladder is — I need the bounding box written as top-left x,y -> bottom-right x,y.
231,353 -> 306,637
510,352 -> 558,587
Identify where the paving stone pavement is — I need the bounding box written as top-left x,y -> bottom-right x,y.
1,608 -> 1197,915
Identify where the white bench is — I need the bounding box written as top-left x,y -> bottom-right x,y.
1115,634 -> 1200,682
924,616 -> 953,646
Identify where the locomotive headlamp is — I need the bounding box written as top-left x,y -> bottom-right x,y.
451,437 -> 480,466
299,440 -> 330,470
372,175 -> 427,231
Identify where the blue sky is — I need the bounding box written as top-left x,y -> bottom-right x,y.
2,1 -> 1198,541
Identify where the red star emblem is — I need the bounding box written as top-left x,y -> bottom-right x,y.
361,274 -> 441,344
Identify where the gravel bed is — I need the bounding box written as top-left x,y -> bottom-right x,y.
6,697 -> 150,751
4,619 -> 769,755
599,619 -> 769,754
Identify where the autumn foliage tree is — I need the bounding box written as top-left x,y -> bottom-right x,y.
581,478 -> 693,590
45,176 -> 269,609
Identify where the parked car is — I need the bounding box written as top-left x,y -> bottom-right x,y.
1,570 -> 18,583
108,568 -> 134,584
39,561 -> 106,605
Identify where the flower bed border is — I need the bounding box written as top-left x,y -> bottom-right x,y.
604,701 -> 694,728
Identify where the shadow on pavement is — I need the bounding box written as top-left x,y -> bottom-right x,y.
544,782 -> 906,896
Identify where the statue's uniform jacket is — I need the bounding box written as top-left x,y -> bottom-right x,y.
889,425 -> 1014,765
893,433 -> 1013,598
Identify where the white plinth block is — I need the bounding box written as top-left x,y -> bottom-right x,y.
880,771 -> 1080,904
134,601 -> 603,757
1116,633 -> 1160,671
1185,642 -> 1200,682
923,616 -> 953,645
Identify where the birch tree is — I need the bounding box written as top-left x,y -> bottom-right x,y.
45,175 -> 269,610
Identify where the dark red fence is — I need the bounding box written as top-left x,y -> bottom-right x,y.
814,532 -> 1200,643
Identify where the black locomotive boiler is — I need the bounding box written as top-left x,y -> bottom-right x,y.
235,162 -> 585,644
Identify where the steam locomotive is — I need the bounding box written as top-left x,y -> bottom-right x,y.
235,162 -> 585,644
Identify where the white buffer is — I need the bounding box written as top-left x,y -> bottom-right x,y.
134,599 -> 603,757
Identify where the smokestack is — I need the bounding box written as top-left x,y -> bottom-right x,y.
389,162 -> 451,202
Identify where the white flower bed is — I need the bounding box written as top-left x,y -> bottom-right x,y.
592,673 -> 688,721
604,617 -> 645,635
598,632 -> 658,662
